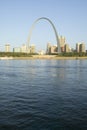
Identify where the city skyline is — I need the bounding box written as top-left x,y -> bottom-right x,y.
0,0 -> 87,51
4,36 -> 86,54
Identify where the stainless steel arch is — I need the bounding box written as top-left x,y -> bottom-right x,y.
27,17 -> 61,53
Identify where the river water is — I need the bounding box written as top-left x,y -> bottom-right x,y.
0,59 -> 87,130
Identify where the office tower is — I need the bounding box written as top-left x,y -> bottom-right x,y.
5,44 -> 10,52
76,43 -> 80,52
79,43 -> 85,52
64,44 -> 70,52
46,43 -> 51,54
50,45 -> 58,53
59,36 -> 65,52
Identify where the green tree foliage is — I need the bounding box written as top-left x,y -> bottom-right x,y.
0,52 -> 33,57
57,52 -> 87,57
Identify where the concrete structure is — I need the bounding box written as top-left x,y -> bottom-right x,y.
5,44 -> 10,52
27,17 -> 61,53
64,44 -> 70,52
46,43 -> 51,54
50,45 -> 58,53
76,43 -> 80,52
13,47 -> 21,52
79,43 -> 85,52
76,42 -> 85,53
29,44 -> 35,53
21,44 -> 27,53
46,43 -> 58,54
59,36 -> 65,52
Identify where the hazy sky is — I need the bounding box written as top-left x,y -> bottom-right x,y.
0,0 -> 87,51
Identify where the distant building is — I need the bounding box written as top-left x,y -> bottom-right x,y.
79,43 -> 85,52
59,36 -> 65,52
46,43 -> 58,54
76,42 -> 86,53
71,48 -> 75,52
38,50 -> 45,55
50,45 -> 58,54
13,47 -> 21,52
30,44 -> 35,53
46,43 -> 51,54
64,44 -> 70,52
21,44 -> 27,53
5,44 -> 10,52
76,43 -> 80,52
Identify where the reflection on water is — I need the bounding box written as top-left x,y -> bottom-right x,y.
0,60 -> 87,130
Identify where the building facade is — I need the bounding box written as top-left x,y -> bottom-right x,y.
13,47 -> 21,52
59,36 -> 65,52
50,45 -> 58,53
30,44 -> 35,53
76,42 -> 85,53
5,44 -> 10,52
46,43 -> 51,54
64,44 -> 70,52
76,43 -> 80,52
21,44 -> 27,53
79,43 -> 85,52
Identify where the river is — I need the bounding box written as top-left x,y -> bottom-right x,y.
0,59 -> 87,130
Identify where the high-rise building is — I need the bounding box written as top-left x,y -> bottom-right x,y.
79,43 -> 85,52
46,43 -> 51,54
76,42 -> 86,53
76,43 -> 80,52
50,45 -> 58,53
64,44 -> 70,52
5,44 -> 10,52
59,36 -> 65,52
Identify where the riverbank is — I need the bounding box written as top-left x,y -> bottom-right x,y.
13,55 -> 87,60
0,55 -> 87,60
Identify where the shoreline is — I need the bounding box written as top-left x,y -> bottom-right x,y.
0,55 -> 87,60
13,57 -> 87,60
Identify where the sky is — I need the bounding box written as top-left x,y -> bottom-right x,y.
0,0 -> 87,51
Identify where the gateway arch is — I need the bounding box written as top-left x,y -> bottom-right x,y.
27,17 -> 61,53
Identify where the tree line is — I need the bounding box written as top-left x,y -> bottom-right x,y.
57,52 -> 87,57
0,52 -> 87,57
0,52 -> 33,57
